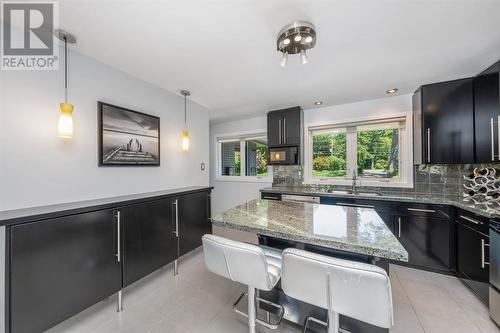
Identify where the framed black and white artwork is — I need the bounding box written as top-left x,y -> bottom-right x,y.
98,102 -> 160,166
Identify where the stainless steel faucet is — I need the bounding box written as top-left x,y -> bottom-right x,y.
351,168 -> 358,194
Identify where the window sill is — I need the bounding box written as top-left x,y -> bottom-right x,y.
214,176 -> 273,183
305,177 -> 413,188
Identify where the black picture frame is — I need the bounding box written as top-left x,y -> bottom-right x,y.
98,102 -> 160,166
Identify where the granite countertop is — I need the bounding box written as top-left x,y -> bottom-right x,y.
211,199 -> 408,262
260,186 -> 500,218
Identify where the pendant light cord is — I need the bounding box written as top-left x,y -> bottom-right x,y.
64,36 -> 68,103
184,94 -> 187,130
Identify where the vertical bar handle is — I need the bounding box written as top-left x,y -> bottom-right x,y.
398,216 -> 402,238
481,239 -> 489,268
174,199 -> 179,237
426,128 -> 431,163
115,210 -> 121,263
278,119 -> 282,144
497,116 -> 500,161
283,118 -> 286,144
491,117 -> 495,161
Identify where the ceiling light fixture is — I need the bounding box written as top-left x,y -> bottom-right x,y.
181,90 -> 191,152
280,52 -> 288,68
314,101 -> 323,106
277,21 -> 316,66
54,29 -> 77,139
386,88 -> 399,94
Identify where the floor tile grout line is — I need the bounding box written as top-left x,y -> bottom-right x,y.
392,265 -> 429,333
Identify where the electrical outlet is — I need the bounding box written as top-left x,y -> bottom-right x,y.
201,163 -> 206,171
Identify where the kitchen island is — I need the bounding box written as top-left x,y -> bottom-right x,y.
211,199 -> 408,333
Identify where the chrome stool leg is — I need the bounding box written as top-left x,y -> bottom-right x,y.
233,291 -> 285,330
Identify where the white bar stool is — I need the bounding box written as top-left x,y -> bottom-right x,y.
202,234 -> 284,333
281,248 -> 393,333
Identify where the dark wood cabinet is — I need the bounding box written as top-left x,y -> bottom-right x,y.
456,213 -> 490,303
267,106 -> 303,147
123,198 -> 177,287
413,78 -> 474,164
474,61 -> 500,163
394,203 -> 453,273
178,191 -> 212,257
9,209 -> 122,333
396,215 -> 451,272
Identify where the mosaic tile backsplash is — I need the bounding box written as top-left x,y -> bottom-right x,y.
272,164 -> 500,196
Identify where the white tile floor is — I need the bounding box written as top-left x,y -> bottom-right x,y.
46,248 -> 500,333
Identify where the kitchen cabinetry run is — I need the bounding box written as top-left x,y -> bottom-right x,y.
456,210 -> 490,303
267,106 -> 303,147
9,209 -> 122,333
474,61 -> 500,163
4,187 -> 212,333
413,78 -> 475,164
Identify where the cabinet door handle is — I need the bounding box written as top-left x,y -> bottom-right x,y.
262,196 -> 278,200
491,117 -> 495,161
173,199 -> 179,237
407,207 -> 436,213
481,239 -> 490,268
459,215 -> 483,225
337,203 -> 374,209
497,115 -> 500,161
278,119 -> 282,144
398,216 -> 402,238
283,118 -> 286,144
426,128 -> 431,163
115,210 -> 121,263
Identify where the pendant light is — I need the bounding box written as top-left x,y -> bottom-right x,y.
181,90 -> 191,151
54,30 -> 77,138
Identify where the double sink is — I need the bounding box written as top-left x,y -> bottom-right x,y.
326,189 -> 383,196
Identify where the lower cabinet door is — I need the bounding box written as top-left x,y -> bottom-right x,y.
9,209 -> 121,333
179,191 -> 211,256
123,198 -> 177,287
457,222 -> 489,302
399,216 -> 451,272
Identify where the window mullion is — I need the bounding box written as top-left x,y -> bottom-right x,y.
240,140 -> 246,177
346,127 -> 357,179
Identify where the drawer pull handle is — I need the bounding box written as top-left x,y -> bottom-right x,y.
407,208 -> 436,213
481,239 -> 490,268
262,196 -> 278,200
338,203 -> 374,209
459,215 -> 483,225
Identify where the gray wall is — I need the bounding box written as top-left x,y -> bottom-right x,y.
0,48 -> 210,210
0,227 -> 4,333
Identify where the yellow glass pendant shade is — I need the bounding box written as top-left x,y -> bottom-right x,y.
58,103 -> 74,138
182,130 -> 190,151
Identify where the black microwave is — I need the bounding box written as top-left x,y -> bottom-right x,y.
269,146 -> 299,165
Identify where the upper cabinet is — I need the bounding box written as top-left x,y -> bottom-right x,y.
474,61 -> 500,163
413,78 -> 475,164
267,106 -> 303,147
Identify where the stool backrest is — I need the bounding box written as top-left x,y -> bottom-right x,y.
202,234 -> 273,291
282,248 -> 393,329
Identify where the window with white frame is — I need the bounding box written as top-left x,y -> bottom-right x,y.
217,134 -> 271,180
306,116 -> 411,187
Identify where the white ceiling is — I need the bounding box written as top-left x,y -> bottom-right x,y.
60,0 -> 500,121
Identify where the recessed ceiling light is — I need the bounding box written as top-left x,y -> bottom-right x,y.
314,101 -> 323,106
386,88 -> 399,94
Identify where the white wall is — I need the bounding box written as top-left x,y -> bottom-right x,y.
209,94 -> 412,214
0,49 -> 209,211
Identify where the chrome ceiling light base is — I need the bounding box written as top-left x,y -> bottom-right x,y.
277,21 -> 316,67
54,29 -> 77,44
